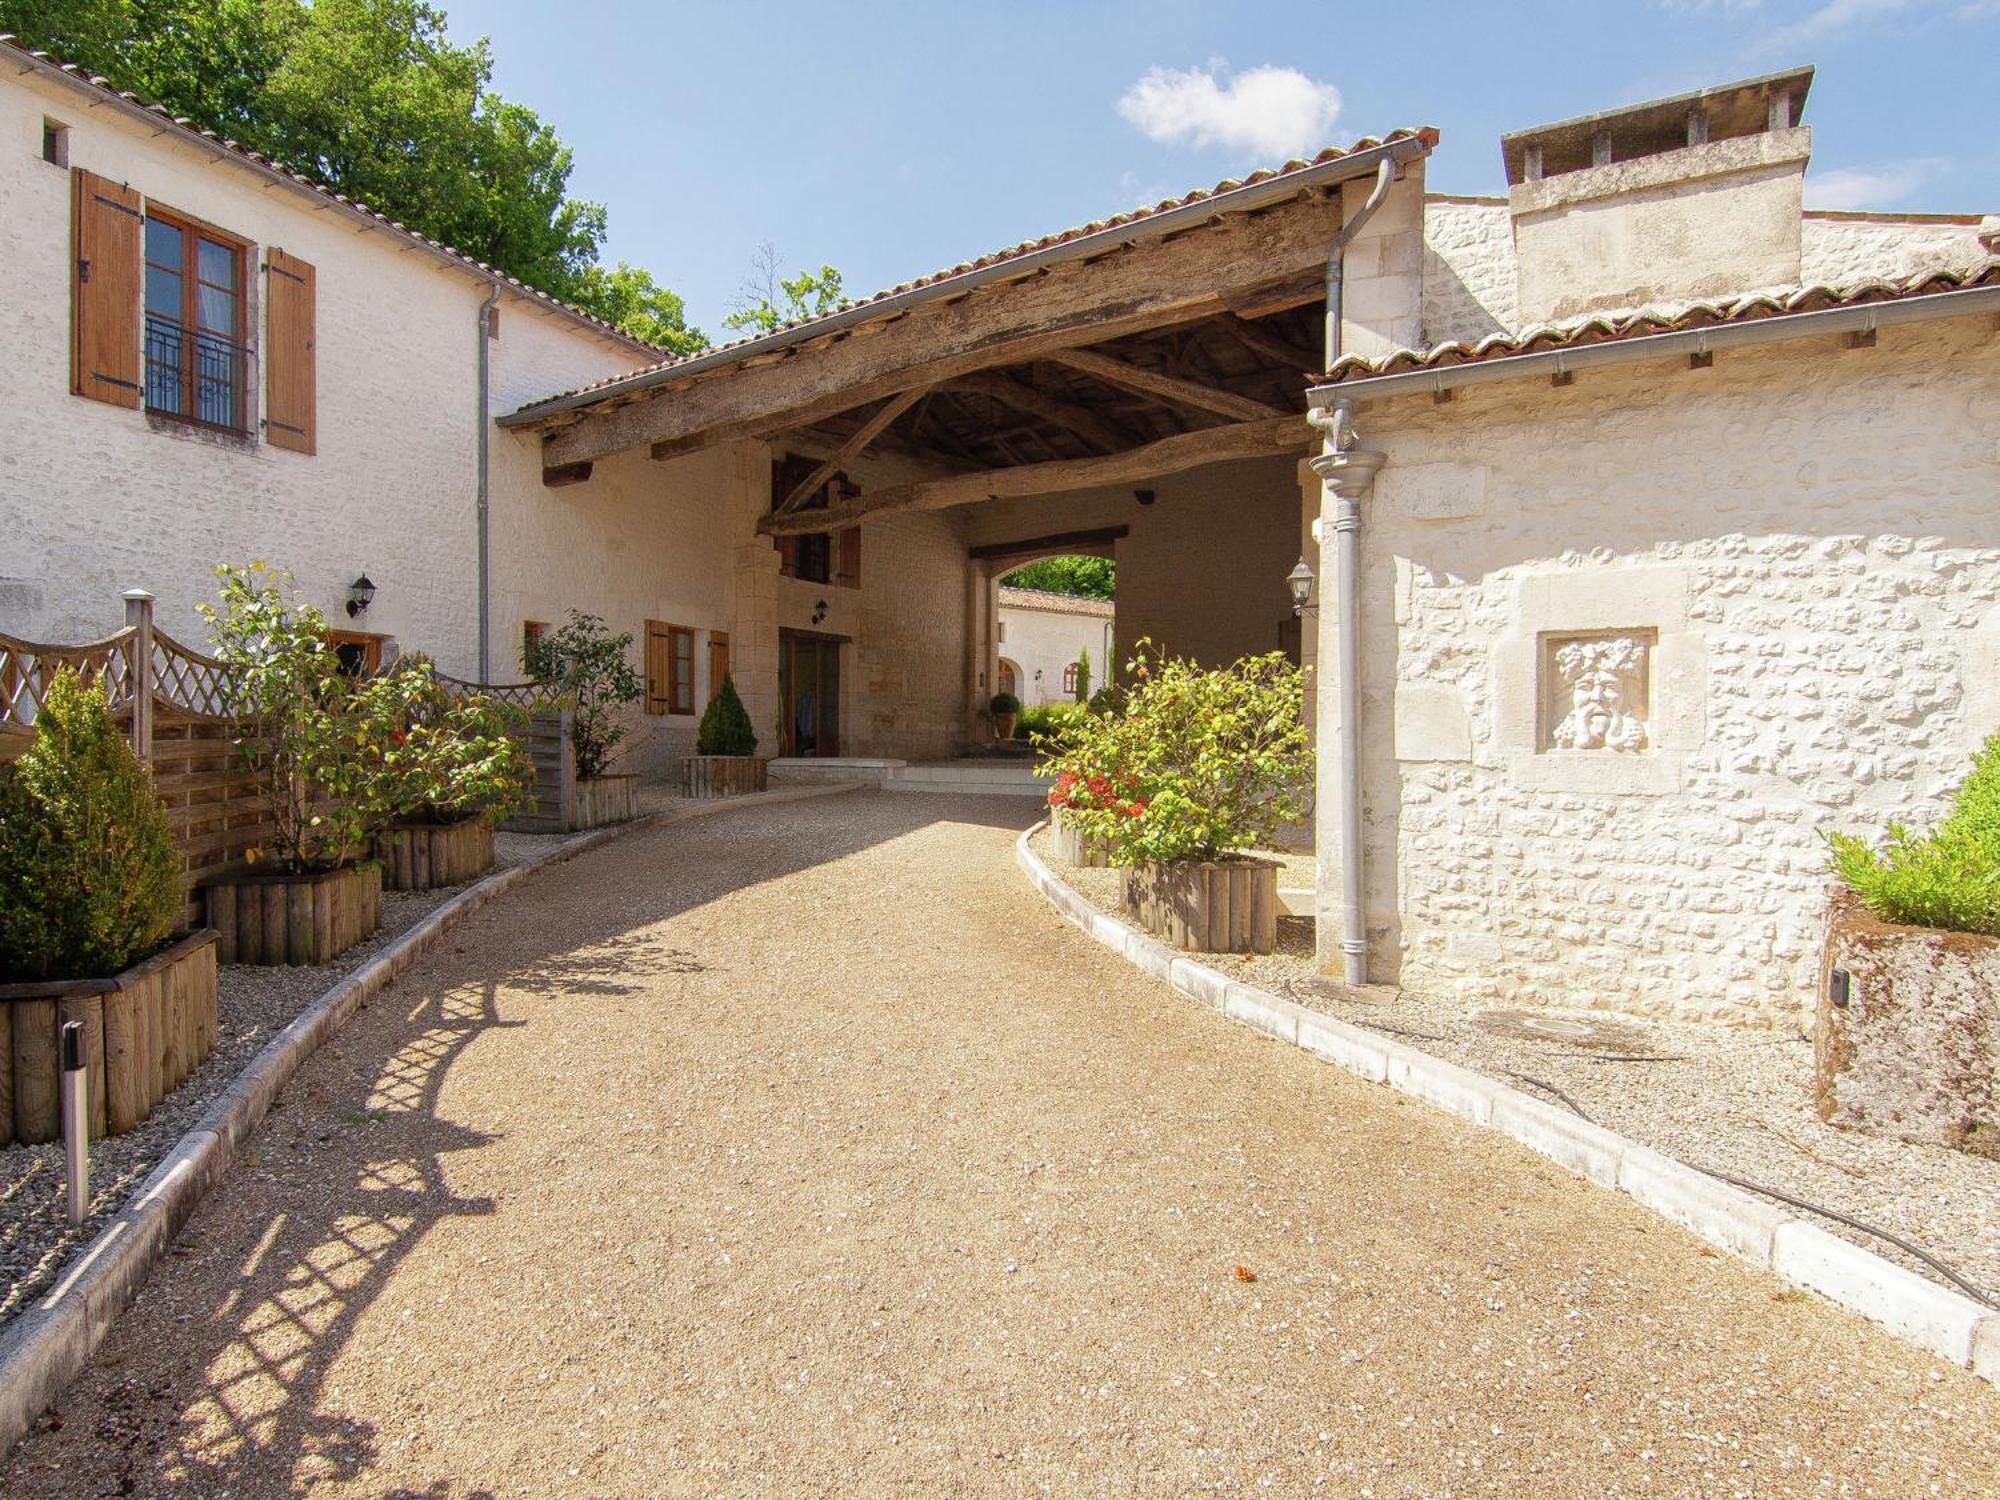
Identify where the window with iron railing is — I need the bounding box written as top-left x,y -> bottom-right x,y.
143,212 -> 248,433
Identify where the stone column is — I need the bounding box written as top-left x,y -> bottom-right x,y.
1311,440 -> 1385,983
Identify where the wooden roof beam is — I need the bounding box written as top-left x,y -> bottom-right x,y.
774,386 -> 930,514
944,370 -> 1141,453
1048,348 -> 1285,423
543,190 -> 1356,468
760,413 -> 1310,536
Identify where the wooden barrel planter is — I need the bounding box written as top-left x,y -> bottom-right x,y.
204,862 -> 382,966
0,930 -> 219,1144
682,756 -> 768,799
377,818 -> 495,891
574,774 -> 639,829
1122,855 -> 1282,954
1049,809 -> 1111,868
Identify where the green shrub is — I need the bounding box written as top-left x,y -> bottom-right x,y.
1073,648 -> 1092,704
201,562 -> 409,871
989,691 -> 1021,716
0,667 -> 182,982
522,610 -> 641,779
1040,640 -> 1311,865
1827,733 -> 2000,934
1014,701 -> 1089,745
696,672 -> 758,757
366,657 -> 534,827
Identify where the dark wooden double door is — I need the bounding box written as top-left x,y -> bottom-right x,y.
780,630 -> 842,758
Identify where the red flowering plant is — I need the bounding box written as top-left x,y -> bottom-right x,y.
1037,639 -> 1311,864
362,655 -> 534,829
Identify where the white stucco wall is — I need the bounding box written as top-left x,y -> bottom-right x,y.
1316,314 -> 2000,1028
997,590 -> 1114,706
1799,213 -> 1994,284
0,65 -> 650,674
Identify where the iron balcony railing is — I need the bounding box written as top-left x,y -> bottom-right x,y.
144,313 -> 248,433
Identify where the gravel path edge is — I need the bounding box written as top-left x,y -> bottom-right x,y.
0,782 -> 861,1457
1013,819 -> 2000,1385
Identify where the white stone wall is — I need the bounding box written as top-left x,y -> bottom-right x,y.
0,65 -> 648,667
997,593 -> 1114,706
1319,316 -> 2000,1028
1422,196 -> 1516,344
1800,213 -> 1993,284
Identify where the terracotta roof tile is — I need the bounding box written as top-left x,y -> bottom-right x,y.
0,33 -> 660,354
1316,259 -> 2000,385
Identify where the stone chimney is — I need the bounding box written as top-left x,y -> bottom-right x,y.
1502,68 -> 1813,323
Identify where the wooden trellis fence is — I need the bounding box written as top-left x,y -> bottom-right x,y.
0,590 -> 571,922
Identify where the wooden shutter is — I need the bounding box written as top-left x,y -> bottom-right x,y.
707,631 -> 730,703
70,168 -> 142,409
265,248 -> 316,453
836,528 -> 862,589
643,620 -> 669,715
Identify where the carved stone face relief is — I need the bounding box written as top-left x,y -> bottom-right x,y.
1541,632 -> 1652,752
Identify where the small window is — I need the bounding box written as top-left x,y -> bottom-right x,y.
772,455 -> 835,584
1062,662 -> 1081,694
142,208 -> 248,432
670,625 -> 695,714
327,630 -> 383,678
41,119 -> 68,167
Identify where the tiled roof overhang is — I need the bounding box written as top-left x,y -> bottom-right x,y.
1,33 -> 661,356
502,128 -> 1439,429
1307,260 -> 2000,407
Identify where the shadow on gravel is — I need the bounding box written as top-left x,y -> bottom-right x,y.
47,792 -> 1036,1495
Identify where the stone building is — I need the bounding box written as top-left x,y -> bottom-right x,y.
1303,69 -> 1999,1026
996,587 -> 1114,706
4,35 -> 1995,1026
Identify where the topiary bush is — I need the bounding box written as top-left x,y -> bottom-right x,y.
0,667 -> 182,982
696,673 -> 758,757
1827,733 -> 2000,934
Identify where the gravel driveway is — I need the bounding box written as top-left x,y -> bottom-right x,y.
8,791 -> 1998,1496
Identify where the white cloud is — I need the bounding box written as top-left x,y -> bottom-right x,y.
1804,158 -> 1947,209
1116,64 -> 1342,160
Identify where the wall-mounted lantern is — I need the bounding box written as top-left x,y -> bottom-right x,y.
1286,557 -> 1316,617
345,573 -> 377,619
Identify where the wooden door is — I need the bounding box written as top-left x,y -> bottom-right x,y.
780,632 -> 841,758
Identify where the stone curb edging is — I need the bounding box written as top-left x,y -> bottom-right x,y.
1014,821 -> 2000,1385
0,782 -> 860,1454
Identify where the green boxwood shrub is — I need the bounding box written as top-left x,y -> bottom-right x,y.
1014,701 -> 1089,745
696,673 -> 758,757
0,667 -> 182,982
1827,733 -> 2000,934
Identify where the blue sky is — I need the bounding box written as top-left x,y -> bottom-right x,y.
443,0 -> 1998,337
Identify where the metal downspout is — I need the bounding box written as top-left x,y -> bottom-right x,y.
476,283 -> 501,682
1315,157 -> 1394,987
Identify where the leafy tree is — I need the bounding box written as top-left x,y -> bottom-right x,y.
521,610 -> 641,779
695,672 -> 757,758
723,241 -> 845,334
0,667 -> 182,981
1001,556 -> 1115,601
0,0 -> 703,348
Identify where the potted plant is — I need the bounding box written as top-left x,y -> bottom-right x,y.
196,563 -> 404,965
370,657 -> 534,889
1040,642 -> 1310,954
0,667 -> 216,1141
1817,733 -> 1999,1158
524,610 -> 643,829
683,672 -> 766,798
989,691 -> 1021,742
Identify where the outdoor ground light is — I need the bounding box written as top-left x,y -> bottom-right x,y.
345,573 -> 377,618
1287,557 -> 1316,616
